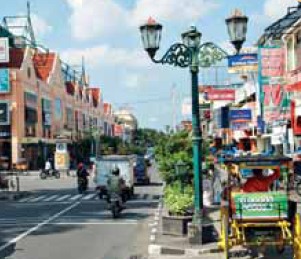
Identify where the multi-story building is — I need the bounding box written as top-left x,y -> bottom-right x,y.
0,11 -> 115,169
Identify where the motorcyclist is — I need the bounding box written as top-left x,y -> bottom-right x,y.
107,166 -> 125,204
76,163 -> 89,191
45,159 -> 52,175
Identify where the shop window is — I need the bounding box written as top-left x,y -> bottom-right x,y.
25,125 -> 36,137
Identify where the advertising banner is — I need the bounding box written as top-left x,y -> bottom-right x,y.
228,53 -> 258,73
232,192 -> 288,219
0,69 -> 10,93
0,38 -> 9,63
0,101 -> 9,125
205,89 -> 235,101
229,109 -> 252,121
259,46 -> 289,124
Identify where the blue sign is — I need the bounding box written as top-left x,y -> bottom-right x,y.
0,69 -> 10,93
229,109 -> 252,121
228,54 -> 258,67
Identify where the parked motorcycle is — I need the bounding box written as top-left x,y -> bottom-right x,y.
77,177 -> 88,194
108,193 -> 123,218
40,169 -> 60,179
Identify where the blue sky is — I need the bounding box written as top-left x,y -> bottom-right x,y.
0,0 -> 298,130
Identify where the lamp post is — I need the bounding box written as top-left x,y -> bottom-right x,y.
175,160 -> 187,193
139,12 -> 247,243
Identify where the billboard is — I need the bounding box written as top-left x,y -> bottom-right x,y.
205,88 -> 235,101
228,53 -> 258,73
229,109 -> 252,121
259,46 -> 288,125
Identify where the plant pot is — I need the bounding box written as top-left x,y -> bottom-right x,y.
162,214 -> 193,236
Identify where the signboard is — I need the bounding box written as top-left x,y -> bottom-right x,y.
0,69 -> 10,93
231,121 -> 249,130
228,53 -> 258,73
0,101 -> 9,125
229,109 -> 252,121
232,192 -> 288,219
205,89 -> 235,101
0,38 -> 9,63
259,46 -> 289,124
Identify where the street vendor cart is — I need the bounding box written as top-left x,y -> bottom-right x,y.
219,155 -> 301,258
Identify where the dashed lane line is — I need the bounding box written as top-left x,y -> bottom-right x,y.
0,200 -> 81,253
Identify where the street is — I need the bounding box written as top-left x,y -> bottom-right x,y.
0,166 -> 162,259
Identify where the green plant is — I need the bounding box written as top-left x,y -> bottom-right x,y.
155,130 -> 193,184
164,182 -> 194,216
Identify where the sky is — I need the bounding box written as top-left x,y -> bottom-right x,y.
0,0 -> 298,130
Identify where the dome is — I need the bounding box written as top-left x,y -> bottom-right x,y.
114,109 -> 138,129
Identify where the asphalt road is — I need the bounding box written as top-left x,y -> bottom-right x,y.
0,164 -> 162,259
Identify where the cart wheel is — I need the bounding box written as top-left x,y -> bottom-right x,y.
294,214 -> 301,259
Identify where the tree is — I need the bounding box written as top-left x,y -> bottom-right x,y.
155,130 -> 193,184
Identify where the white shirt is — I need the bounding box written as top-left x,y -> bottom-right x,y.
45,161 -> 51,170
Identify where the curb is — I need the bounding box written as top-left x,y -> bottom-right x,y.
148,244 -> 221,256
0,191 -> 30,201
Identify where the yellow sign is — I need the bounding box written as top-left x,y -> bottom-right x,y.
55,152 -> 69,170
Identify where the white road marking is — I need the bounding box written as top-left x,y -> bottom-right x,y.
0,201 -> 81,253
82,193 -> 97,200
43,195 -> 59,202
70,194 -> 82,201
56,194 -> 71,202
28,195 -> 47,202
18,196 -> 35,202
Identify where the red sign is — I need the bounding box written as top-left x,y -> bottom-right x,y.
113,124 -> 123,137
205,89 -> 235,101
261,48 -> 285,77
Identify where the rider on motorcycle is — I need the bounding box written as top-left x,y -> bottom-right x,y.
45,159 -> 52,175
107,166 -> 125,204
76,163 -> 89,190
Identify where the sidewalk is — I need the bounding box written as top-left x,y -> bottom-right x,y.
149,201 -> 222,257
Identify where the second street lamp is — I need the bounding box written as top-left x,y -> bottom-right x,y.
139,10 -> 248,243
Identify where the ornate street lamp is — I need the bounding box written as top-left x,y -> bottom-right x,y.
226,9 -> 248,54
139,18 -> 229,244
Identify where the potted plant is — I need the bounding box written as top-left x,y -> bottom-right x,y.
162,182 -> 194,236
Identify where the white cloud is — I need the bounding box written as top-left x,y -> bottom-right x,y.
60,45 -> 150,68
263,0 -> 296,20
131,0 -> 219,26
66,0 -> 129,40
31,14 -> 52,37
125,74 -> 140,89
65,0 -> 219,40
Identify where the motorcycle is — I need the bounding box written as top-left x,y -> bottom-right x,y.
109,192 -> 123,218
77,177 -> 88,194
40,169 -> 60,179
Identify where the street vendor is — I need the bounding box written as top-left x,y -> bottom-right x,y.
242,168 -> 280,193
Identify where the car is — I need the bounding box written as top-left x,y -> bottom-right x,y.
134,156 -> 150,185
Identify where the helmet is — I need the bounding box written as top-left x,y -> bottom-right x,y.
111,165 -> 120,176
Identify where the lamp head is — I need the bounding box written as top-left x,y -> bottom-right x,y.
181,25 -> 202,48
139,17 -> 163,58
226,9 -> 248,54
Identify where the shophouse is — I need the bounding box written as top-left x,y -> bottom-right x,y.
0,11 -> 115,169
